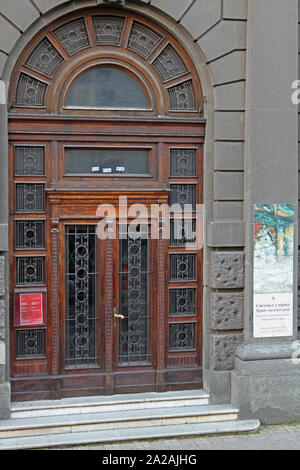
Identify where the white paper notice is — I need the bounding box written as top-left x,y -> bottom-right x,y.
91,166 -> 99,172
253,292 -> 293,338
103,168 -> 112,173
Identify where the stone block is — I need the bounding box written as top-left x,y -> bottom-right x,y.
214,201 -> 243,220
210,51 -> 246,85
0,15 -> 21,54
207,221 -> 245,247
197,21 -> 246,62
214,172 -> 244,200
223,0 -> 247,19
180,0 -> 221,40
0,0 -> 39,31
0,342 -> 4,366
0,53 -> 7,78
215,81 -> 245,111
0,382 -> 10,419
210,333 -> 243,370
0,257 -> 4,297
210,292 -> 244,330
0,301 -> 4,342
214,141 -> 244,171
151,0 -> 193,22
0,225 -> 8,251
33,0 -> 68,14
210,251 -> 245,288
215,111 -> 245,141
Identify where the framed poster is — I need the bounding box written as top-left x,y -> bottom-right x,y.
14,292 -> 46,326
253,204 -> 294,338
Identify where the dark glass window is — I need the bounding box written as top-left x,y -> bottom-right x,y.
65,148 -> 149,175
66,66 -> 150,109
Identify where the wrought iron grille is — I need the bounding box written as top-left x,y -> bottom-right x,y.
16,329 -> 45,358
127,21 -> 162,58
65,225 -> 97,367
169,253 -> 196,281
16,220 -> 45,249
53,18 -> 90,55
170,184 -> 196,211
15,146 -> 45,176
168,80 -> 195,111
170,148 -> 196,177
169,322 -> 196,351
16,183 -> 45,213
153,45 -> 187,82
170,218 -> 196,247
16,73 -> 47,107
26,38 -> 64,78
118,226 -> 151,366
16,257 -> 45,285
92,16 -> 125,45
169,288 -> 196,317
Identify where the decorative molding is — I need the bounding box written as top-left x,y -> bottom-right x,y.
97,0 -> 126,5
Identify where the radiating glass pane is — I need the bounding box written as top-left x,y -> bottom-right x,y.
119,226 -> 151,366
66,66 -> 150,108
65,148 -> 149,175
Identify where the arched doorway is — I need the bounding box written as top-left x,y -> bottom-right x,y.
8,8 -> 205,401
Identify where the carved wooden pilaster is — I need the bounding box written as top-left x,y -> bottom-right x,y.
50,218 -> 60,377
156,221 -> 166,391
104,237 -> 114,394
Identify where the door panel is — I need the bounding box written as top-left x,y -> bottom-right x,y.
118,227 -> 151,367
64,225 -> 98,369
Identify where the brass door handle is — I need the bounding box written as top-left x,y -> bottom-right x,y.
114,313 -> 125,319
113,307 -> 124,320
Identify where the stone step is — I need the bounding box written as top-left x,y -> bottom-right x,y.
0,419 -> 261,450
11,390 -> 209,419
1,404 -> 238,439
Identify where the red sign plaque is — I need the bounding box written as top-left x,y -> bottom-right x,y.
14,292 -> 45,326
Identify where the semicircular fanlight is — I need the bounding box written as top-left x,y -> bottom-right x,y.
65,66 -> 151,109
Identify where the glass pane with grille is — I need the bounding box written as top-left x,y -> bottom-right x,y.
65,225 -> 97,367
170,149 -> 196,177
168,80 -> 195,111
15,147 -> 45,176
170,219 -> 196,247
127,21 -> 162,58
53,18 -> 90,55
16,329 -> 45,358
169,323 -> 196,351
16,73 -> 47,107
16,184 -> 45,213
153,45 -> 187,82
92,16 -> 125,45
169,253 -> 196,281
16,220 -> 45,249
25,38 -> 64,77
169,288 -> 195,317
119,226 -> 151,366
16,257 -> 45,285
170,184 -> 196,211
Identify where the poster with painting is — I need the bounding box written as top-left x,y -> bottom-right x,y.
253,204 -> 294,338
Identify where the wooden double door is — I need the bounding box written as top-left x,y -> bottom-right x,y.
39,188 -> 201,397
62,216 -> 158,395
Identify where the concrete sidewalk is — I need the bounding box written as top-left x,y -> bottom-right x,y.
56,423 -> 300,450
